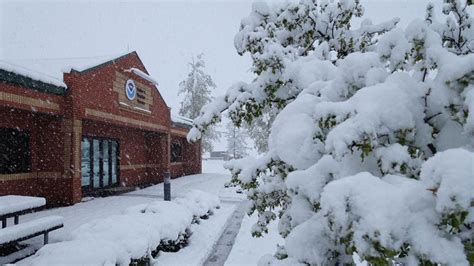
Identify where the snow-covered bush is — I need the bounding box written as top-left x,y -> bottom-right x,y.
21,190 -> 221,265
189,0 -> 474,264
175,189 -> 221,221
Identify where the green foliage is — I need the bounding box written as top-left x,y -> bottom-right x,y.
440,210 -> 469,234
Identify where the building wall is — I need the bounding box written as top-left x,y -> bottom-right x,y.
0,106 -> 73,206
82,120 -> 168,188
0,52 -> 202,207
63,53 -> 171,131
170,128 -> 202,178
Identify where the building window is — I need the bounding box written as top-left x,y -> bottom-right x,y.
0,128 -> 30,174
171,143 -> 182,162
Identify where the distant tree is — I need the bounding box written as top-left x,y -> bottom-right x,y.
226,121 -> 249,159
178,54 -> 219,154
243,106 -> 277,153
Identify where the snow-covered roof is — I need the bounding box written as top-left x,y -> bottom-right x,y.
171,112 -> 194,129
63,51 -> 133,74
0,60 -> 67,89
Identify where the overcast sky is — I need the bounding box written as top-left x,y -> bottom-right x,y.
0,0 -> 442,151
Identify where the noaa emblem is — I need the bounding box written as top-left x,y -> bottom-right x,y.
125,79 -> 136,100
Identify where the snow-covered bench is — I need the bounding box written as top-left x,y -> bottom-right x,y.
0,216 -> 64,247
0,196 -> 46,228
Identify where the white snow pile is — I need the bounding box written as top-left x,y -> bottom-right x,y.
125,67 -> 160,86
175,189 -> 221,219
0,196 -> 46,216
188,0 -> 474,264
171,112 -> 194,127
0,216 -> 63,245
20,190 -> 220,266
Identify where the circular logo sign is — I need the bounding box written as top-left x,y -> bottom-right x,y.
125,79 -> 137,100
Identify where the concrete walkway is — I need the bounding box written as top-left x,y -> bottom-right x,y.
203,201 -> 248,266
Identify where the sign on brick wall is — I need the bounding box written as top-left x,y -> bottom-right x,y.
113,71 -> 153,115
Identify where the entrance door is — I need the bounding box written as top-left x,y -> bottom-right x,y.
81,137 -> 119,192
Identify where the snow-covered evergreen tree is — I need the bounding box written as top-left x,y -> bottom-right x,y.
226,121 -> 249,159
178,54 -> 219,154
188,0 -> 474,264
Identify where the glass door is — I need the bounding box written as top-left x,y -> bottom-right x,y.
92,139 -> 101,189
103,140 -> 110,187
81,136 -> 119,193
111,141 -> 118,185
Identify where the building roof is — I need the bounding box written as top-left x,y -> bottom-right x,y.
0,61 -> 67,95
171,113 -> 193,129
64,51 -> 137,74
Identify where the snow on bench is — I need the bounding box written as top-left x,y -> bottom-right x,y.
20,190 -> 221,265
0,196 -> 46,217
0,216 -> 64,246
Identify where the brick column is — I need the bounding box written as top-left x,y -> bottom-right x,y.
71,119 -> 82,203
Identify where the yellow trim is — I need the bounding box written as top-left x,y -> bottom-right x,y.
0,172 -> 62,182
170,128 -> 188,137
73,120 -> 82,179
0,91 -> 59,111
85,108 -> 167,132
120,164 -> 161,170
62,119 -> 72,177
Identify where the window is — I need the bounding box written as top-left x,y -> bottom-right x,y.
81,137 -> 119,191
171,143 -> 182,162
0,128 -> 30,174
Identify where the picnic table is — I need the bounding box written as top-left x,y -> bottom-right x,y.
0,195 -> 46,228
0,195 -> 64,264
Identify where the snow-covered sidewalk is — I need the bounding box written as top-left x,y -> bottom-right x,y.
225,214 -> 284,265
14,160 -> 246,265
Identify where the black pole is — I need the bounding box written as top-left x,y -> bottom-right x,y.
164,171 -> 171,201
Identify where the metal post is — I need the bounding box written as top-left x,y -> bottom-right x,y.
2,217 -> 6,228
44,232 -> 49,245
14,215 -> 19,225
164,171 -> 171,201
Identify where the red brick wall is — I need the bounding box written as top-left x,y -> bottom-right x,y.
1,52 -> 202,207
0,106 -> 73,206
170,133 -> 201,178
63,52 -> 171,131
0,81 -> 65,116
82,120 -> 168,188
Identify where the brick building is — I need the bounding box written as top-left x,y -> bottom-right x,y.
0,52 -> 201,206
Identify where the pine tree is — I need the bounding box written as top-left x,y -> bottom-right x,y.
188,0 -> 474,264
226,121 -> 249,159
178,54 -> 219,154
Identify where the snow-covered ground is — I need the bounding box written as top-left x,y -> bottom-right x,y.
12,159 -> 284,265
225,214 -> 283,266
13,160 -> 249,265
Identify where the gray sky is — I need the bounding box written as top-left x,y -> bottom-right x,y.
0,0 -> 442,151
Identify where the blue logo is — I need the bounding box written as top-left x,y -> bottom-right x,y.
125,79 -> 136,100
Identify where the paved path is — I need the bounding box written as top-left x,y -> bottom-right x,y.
203,201 -> 248,266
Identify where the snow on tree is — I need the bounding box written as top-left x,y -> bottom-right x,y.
178,54 -> 220,154
188,0 -> 474,264
226,121 -> 250,159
